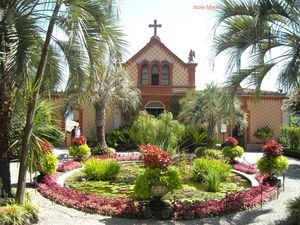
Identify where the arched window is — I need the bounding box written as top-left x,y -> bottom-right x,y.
145,101 -> 164,116
141,64 -> 148,85
151,64 -> 159,85
162,65 -> 170,86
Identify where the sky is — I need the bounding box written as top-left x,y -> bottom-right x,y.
118,0 -> 278,91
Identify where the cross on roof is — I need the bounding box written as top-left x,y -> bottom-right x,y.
149,19 -> 161,36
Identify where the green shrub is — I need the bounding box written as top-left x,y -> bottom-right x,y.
257,156 -> 289,175
83,158 -> 121,180
106,127 -> 137,151
134,167 -> 182,199
280,126 -> 300,150
40,153 -> 58,175
192,158 -> 231,182
203,149 -> 223,159
222,145 -> 244,161
254,126 -> 274,141
287,196 -> 300,225
29,152 -> 57,175
204,168 -> 221,192
179,125 -> 207,152
130,111 -> 184,154
92,146 -> 116,155
69,144 -> 91,158
194,146 -> 207,157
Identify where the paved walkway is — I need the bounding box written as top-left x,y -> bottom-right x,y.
10,151 -> 300,225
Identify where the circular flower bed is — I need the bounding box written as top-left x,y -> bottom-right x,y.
38,153 -> 279,220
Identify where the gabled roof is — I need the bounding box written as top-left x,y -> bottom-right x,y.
125,36 -> 188,67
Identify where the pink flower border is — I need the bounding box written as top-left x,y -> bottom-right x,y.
38,155 -> 278,219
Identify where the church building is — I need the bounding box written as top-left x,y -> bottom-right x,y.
60,20 -> 288,150
124,20 -> 197,116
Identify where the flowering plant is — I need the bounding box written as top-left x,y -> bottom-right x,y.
225,136 -> 238,147
139,144 -> 172,169
73,135 -> 87,146
262,140 -> 283,158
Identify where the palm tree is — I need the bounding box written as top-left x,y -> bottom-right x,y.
16,0 -> 126,204
178,83 -> 247,148
213,0 -> 300,95
91,64 -> 140,149
0,0 -> 61,200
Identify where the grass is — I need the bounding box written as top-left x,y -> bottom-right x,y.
65,162 -> 250,201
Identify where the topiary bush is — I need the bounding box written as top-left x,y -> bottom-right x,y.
82,158 -> 121,181
222,145 -> 244,162
39,153 -> 58,175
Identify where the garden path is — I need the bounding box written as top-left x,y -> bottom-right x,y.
10,151 -> 300,225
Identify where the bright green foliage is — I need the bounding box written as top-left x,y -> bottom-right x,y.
203,149 -> 223,159
254,126 -> 273,141
83,158 -> 121,181
39,153 -> 58,175
287,196 -> 300,225
92,146 -> 116,155
194,146 -> 207,157
257,156 -> 289,175
130,111 -> 184,154
134,167 -> 182,199
280,126 -> 300,150
222,145 -> 244,161
192,158 -> 231,182
29,150 -> 58,175
69,144 -> 91,158
0,199 -> 39,225
204,168 -> 221,192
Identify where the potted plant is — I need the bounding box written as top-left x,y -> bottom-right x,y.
254,126 -> 274,143
221,136 -> 244,163
134,144 -> 182,218
69,135 -> 91,160
257,140 -> 289,186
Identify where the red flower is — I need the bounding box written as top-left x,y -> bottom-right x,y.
225,136 -> 238,147
139,144 -> 172,169
73,135 -> 87,146
262,140 -> 283,158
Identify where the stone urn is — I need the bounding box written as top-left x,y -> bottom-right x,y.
143,183 -> 171,219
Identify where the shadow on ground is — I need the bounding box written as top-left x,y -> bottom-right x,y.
98,208 -> 273,225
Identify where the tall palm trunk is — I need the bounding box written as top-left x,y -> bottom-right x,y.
0,82 -> 13,200
0,2 -> 16,200
95,100 -> 108,149
16,1 -> 62,205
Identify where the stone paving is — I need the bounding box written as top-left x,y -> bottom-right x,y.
10,151 -> 300,225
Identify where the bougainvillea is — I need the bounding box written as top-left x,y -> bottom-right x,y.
73,136 -> 87,146
225,136 -> 238,147
262,140 -> 284,158
139,144 -> 172,169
